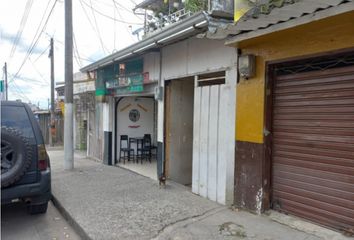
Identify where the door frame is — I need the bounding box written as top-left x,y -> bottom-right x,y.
164,80 -> 171,178
163,77 -> 195,184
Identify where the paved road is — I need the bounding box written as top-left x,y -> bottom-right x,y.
1,201 -> 80,240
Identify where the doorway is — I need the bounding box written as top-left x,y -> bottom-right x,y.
165,77 -> 194,186
115,96 -> 158,180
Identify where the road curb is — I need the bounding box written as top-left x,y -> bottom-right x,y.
51,195 -> 92,240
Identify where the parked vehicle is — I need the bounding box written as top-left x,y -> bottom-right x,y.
1,101 -> 51,214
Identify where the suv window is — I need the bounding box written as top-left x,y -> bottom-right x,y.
1,106 -> 36,144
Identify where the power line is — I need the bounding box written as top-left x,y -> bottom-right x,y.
9,0 -> 34,59
78,0 -> 143,56
82,0 -> 143,25
33,43 -> 51,62
129,0 -> 138,5
8,80 -> 31,102
113,1 -> 116,49
78,0 -> 108,54
112,0 -> 142,20
93,0 -> 143,21
7,71 -> 47,86
47,35 -> 95,62
8,87 -> 26,100
112,0 -> 135,42
88,0 -> 109,54
73,33 -> 83,68
29,58 -> 50,85
77,56 -> 95,63
11,0 -> 58,83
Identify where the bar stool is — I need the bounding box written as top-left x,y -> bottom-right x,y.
119,135 -> 134,164
142,134 -> 152,163
136,138 -> 144,164
129,137 -> 137,162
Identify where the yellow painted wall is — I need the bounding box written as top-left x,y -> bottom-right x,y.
235,11 -> 354,143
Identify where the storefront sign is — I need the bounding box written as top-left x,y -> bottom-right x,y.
74,81 -> 95,94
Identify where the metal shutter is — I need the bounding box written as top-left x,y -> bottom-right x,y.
272,65 -> 354,234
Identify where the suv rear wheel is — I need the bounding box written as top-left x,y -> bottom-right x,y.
1,127 -> 33,187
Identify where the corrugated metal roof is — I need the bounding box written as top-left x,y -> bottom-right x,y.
236,0 -> 351,31
225,0 -> 353,36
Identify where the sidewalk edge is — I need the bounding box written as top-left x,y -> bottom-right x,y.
51,195 -> 92,240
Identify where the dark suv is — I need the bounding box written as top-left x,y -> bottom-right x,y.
1,101 -> 51,214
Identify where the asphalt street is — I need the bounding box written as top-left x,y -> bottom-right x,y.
1,201 -> 80,240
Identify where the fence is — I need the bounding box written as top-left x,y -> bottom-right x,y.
35,112 -> 64,145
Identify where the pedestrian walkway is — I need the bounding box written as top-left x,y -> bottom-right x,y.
49,150 -> 348,240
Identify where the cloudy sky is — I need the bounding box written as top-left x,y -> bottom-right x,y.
0,0 -> 144,108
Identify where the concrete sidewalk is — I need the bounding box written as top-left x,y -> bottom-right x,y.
48,150 -> 348,240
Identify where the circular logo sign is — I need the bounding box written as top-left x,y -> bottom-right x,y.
129,109 -> 140,122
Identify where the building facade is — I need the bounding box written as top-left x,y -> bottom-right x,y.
79,0 -> 354,234
226,1 -> 354,234
81,1 -> 237,205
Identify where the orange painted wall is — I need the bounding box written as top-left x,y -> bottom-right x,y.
234,11 -> 354,143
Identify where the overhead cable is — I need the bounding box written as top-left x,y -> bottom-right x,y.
9,0 -> 34,59
82,0 -> 143,24
33,43 -> 51,62
112,0 -> 135,42
73,33 -> 83,68
88,0 -> 109,54
11,0 -> 58,83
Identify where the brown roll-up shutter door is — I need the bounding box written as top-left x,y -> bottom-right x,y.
272,65 -> 354,234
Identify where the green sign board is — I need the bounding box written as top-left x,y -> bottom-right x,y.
98,58 -> 145,96
0,80 -> 4,92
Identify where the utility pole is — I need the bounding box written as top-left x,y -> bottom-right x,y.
4,62 -> 8,100
49,38 -> 55,147
64,0 -> 74,170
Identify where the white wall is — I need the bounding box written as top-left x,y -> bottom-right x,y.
157,37 -> 237,144
144,52 -> 160,82
157,37 -> 237,205
88,101 -> 104,161
192,68 -> 236,205
116,97 -> 155,156
162,37 -> 238,79
102,102 -> 110,132
147,38 -> 237,82
108,37 -> 237,205
143,52 -> 162,143
157,80 -> 164,143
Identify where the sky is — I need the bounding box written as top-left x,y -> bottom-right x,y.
0,0 -> 144,109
